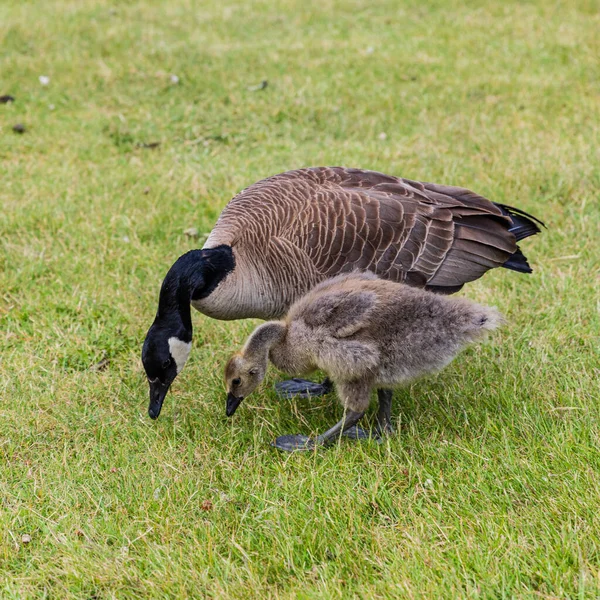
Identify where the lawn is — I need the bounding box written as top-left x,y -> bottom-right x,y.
1,0 -> 599,597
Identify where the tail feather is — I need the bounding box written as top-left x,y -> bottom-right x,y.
492,203 -> 544,273
502,246 -> 532,273
494,203 -> 546,242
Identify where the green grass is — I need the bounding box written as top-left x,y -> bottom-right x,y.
1,0 -> 599,597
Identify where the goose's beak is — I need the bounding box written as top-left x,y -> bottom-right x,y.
148,380 -> 170,419
226,392 -> 243,417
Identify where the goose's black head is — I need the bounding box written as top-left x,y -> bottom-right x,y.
142,322 -> 191,419
142,245 -> 235,419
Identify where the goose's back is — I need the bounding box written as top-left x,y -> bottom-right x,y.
202,167 -> 537,319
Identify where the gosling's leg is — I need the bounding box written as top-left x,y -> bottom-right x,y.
273,409 -> 365,452
273,380 -> 371,451
274,377 -> 333,399
375,389 -> 395,435
274,376 -> 369,439
344,389 -> 394,440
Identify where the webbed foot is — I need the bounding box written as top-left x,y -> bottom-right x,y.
343,425 -> 376,440
272,434 -> 314,452
272,409 -> 366,452
275,378 -> 333,399
272,427 -> 379,451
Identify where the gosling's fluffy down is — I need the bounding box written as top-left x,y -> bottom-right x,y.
226,272 -> 503,416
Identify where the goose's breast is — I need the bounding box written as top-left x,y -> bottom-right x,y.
191,254 -> 285,321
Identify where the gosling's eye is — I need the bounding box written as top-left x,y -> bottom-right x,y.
232,378 -> 241,387
162,358 -> 172,370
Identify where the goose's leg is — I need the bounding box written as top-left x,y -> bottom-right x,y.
274,377 -> 333,399
375,389 -> 394,435
273,380 -> 371,451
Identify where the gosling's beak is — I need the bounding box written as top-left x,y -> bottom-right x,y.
148,379 -> 170,419
226,392 -> 243,417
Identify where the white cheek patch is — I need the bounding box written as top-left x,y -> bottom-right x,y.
168,337 -> 192,373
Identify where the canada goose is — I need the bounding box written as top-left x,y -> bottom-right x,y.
142,167 -> 542,419
225,272 -> 503,451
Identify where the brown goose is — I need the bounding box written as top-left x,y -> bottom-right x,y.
224,272 -> 503,451
142,167 -> 543,418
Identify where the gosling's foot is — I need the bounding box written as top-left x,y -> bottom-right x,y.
272,434 -> 314,452
275,378 -> 332,399
342,425 -> 378,441
272,427 -> 381,451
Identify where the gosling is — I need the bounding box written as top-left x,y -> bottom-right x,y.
225,272 -> 503,451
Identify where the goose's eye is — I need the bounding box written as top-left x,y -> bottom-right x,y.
232,378 -> 241,387
162,358 -> 172,370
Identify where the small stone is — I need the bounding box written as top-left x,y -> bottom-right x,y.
365,46 -> 375,54
122,236 -> 130,243
136,141 -> 160,149
39,75 -> 50,86
183,227 -> 199,238
247,80 -> 268,91
170,74 -> 180,84
143,187 -> 151,194
378,132 -> 387,140
12,123 -> 26,134
21,534 -> 32,544
48,104 -> 55,110
90,357 -> 109,371
153,487 -> 161,500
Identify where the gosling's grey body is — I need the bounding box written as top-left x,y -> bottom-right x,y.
226,272 -> 503,450
276,272 -> 501,400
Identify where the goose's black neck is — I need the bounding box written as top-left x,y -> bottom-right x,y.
157,245 -> 235,332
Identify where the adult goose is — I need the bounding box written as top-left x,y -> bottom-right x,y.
142,167 -> 543,418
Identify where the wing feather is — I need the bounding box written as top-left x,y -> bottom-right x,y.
213,167 -> 541,297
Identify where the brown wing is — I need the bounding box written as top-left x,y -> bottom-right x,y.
291,167 -> 519,290
209,166 -> 537,300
